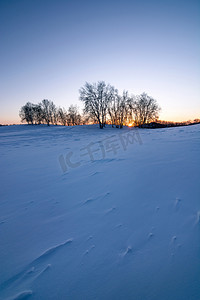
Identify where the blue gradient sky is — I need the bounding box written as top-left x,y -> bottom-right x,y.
0,0 -> 199,124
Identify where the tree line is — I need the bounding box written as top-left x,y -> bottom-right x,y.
19,81 -> 161,128
19,100 -> 81,126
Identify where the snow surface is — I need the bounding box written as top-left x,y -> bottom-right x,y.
0,124 -> 200,300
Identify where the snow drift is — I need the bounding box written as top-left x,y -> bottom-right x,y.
0,124 -> 199,299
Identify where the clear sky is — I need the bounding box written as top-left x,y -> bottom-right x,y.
0,0 -> 199,124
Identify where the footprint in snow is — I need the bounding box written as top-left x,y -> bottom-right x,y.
121,246 -> 133,258
174,197 -> 182,212
124,230 -> 155,256
83,245 -> 95,257
170,235 -> 177,245
115,223 -> 123,229
105,207 -> 116,215
148,232 -> 154,239
82,192 -> 110,205
169,235 -> 181,256
86,235 -> 93,241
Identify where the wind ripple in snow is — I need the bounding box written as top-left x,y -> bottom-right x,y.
34,239 -> 73,262
7,290 -> 33,300
0,239 -> 73,299
82,192 -> 110,205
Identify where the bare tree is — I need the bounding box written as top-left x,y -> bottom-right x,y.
68,105 -> 81,126
108,90 -> 131,128
107,89 -> 118,127
116,91 -> 130,128
58,107 -> 68,126
49,102 -> 58,125
32,104 -> 43,124
19,102 -> 34,124
79,81 -> 114,129
81,113 -> 91,125
40,99 -> 56,126
131,93 -> 160,126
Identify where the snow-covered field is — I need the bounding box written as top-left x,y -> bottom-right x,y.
0,124 -> 200,300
